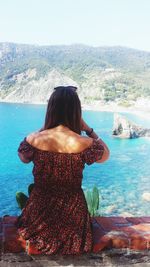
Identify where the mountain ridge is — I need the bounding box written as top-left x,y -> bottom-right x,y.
0,42 -> 150,105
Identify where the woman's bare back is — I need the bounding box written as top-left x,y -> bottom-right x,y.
26,125 -> 93,154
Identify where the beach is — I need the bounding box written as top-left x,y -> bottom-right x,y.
82,100 -> 150,121
0,98 -> 150,121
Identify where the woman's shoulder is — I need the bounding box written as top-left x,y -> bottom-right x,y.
26,131 -> 40,146
25,130 -> 101,154
79,137 -> 104,153
77,136 -> 93,151
26,131 -> 93,153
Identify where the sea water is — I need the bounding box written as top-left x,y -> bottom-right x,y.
0,103 -> 150,216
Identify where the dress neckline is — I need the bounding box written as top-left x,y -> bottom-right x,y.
24,137 -> 97,155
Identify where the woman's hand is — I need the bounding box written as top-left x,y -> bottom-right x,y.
81,118 -> 99,139
80,118 -> 110,162
81,118 -> 91,132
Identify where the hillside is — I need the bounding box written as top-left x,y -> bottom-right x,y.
0,42 -> 150,106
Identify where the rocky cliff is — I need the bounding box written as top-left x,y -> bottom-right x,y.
1,69 -> 78,104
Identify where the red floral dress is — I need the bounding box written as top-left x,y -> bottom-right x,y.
16,138 -> 104,255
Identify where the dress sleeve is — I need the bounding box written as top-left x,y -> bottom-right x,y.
18,138 -> 35,162
81,139 -> 105,165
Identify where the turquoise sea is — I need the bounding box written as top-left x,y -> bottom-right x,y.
0,103 -> 150,217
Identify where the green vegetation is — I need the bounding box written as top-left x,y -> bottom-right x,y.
84,186 -> 100,216
16,183 -> 101,216
16,183 -> 34,210
0,43 -> 150,102
16,192 -> 28,210
118,100 -> 132,107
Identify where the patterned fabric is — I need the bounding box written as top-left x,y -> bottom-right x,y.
16,138 -> 104,255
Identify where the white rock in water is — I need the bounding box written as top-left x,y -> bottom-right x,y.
142,192 -> 150,201
112,113 -> 150,138
120,212 -> 134,217
105,205 -> 117,213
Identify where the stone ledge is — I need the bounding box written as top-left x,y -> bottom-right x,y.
0,250 -> 150,267
0,215 -> 150,266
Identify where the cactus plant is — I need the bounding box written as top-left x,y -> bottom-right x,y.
92,186 -> 99,211
84,186 -> 100,216
28,183 -> 34,195
16,192 -> 28,210
85,190 -> 93,215
16,183 -> 100,216
16,183 -> 35,210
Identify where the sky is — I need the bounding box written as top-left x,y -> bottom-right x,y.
0,0 -> 150,51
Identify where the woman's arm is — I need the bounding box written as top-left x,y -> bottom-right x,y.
18,152 -> 32,163
81,118 -> 110,163
95,138 -> 110,163
18,137 -> 35,163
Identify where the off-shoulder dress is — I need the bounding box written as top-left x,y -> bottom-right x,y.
15,138 -> 104,255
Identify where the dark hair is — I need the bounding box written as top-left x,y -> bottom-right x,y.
44,86 -> 81,134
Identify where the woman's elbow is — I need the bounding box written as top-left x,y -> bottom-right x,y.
104,148 -> 110,161
96,147 -> 110,163
18,152 -> 31,163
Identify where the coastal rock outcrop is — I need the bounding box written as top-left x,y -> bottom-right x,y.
112,113 -> 150,138
142,192 -> 150,201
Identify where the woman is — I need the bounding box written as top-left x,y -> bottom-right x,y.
16,86 -> 109,255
